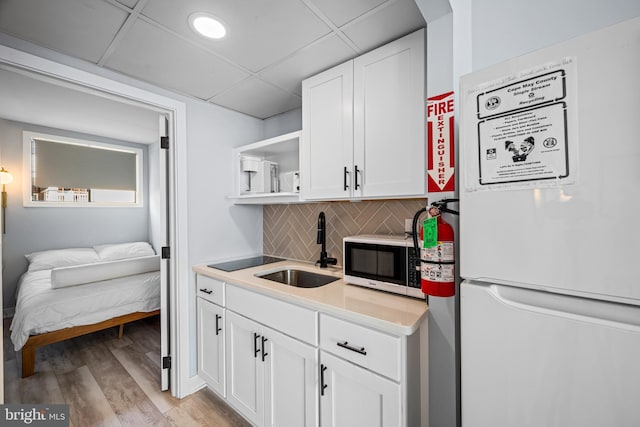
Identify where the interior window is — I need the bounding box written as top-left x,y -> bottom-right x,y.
22,131 -> 143,207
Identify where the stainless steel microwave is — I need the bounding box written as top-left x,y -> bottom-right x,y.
343,235 -> 424,299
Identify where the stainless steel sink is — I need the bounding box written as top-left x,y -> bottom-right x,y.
256,268 -> 339,288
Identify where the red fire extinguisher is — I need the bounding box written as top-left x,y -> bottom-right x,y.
412,199 -> 458,297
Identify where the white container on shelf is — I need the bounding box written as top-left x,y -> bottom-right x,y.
279,171 -> 300,193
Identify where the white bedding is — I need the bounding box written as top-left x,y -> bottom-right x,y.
10,268 -> 160,351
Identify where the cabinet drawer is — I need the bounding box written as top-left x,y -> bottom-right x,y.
196,275 -> 224,305
226,284 -> 317,345
320,313 -> 401,381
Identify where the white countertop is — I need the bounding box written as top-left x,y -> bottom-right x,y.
193,260 -> 428,336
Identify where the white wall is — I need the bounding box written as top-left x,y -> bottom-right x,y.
185,100 -> 264,374
263,108 -> 302,138
425,11 -> 460,427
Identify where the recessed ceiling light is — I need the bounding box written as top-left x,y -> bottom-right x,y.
188,12 -> 227,40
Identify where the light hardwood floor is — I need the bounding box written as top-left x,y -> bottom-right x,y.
3,316 -> 251,427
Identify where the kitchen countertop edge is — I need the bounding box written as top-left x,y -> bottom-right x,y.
193,261 -> 428,336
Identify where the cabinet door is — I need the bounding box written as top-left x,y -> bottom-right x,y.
320,351 -> 401,427
353,29 -> 425,198
197,298 -> 225,396
226,311 -> 264,426
302,60 -> 354,200
263,327 -> 318,427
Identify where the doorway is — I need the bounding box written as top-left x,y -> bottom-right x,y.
0,44 -> 188,399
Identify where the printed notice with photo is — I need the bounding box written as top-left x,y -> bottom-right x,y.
468,58 -> 578,190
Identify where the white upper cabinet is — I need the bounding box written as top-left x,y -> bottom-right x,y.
301,61 -> 354,200
302,29 -> 425,201
353,29 -> 425,198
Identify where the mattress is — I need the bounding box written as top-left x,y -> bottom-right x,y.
10,268 -> 160,351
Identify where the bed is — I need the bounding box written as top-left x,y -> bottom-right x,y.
10,242 -> 161,378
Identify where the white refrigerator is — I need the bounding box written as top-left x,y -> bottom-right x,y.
459,16 -> 640,427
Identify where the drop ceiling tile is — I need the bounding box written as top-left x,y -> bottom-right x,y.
114,0 -> 139,9
141,0 -> 332,72
211,78 -> 302,119
308,0 -> 387,27
0,0 -> 128,63
104,19 -> 249,100
259,35 -> 356,95
342,0 -> 426,52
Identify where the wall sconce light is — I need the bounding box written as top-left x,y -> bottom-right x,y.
0,167 -> 14,234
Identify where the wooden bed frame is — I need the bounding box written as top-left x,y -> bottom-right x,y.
21,309 -> 160,378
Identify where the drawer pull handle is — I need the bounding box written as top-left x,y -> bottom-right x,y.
215,314 -> 222,335
320,364 -> 328,396
254,333 -> 261,358
199,288 -> 213,295
337,341 -> 367,355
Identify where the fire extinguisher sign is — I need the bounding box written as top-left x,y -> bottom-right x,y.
427,91 -> 455,192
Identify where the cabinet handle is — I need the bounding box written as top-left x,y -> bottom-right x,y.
261,336 -> 269,362
199,288 -> 213,295
215,314 -> 222,336
253,333 -> 261,358
343,167 -> 349,191
354,165 -> 360,190
320,364 -> 328,396
337,341 -> 367,356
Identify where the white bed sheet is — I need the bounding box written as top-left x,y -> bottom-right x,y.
10,268 -> 160,351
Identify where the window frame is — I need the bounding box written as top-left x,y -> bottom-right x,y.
22,130 -> 144,208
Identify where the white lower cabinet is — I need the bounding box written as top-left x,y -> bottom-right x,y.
225,310 -> 263,425
319,351 -> 400,427
225,310 -> 318,427
197,297 -> 225,396
196,275 -> 425,427
318,313 -> 422,426
264,326 -> 318,427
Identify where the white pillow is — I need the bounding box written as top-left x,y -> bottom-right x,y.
51,255 -> 160,289
93,241 -> 155,261
25,247 -> 99,272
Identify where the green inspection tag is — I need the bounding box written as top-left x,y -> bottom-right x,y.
423,217 -> 438,248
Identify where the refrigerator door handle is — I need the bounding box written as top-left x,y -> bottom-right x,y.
483,282 -> 640,331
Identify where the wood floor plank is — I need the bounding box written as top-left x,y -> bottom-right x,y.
57,365 -> 123,427
104,333 -> 134,352
35,339 -> 83,374
120,321 -> 160,355
145,351 -> 161,369
110,347 -> 179,414
76,341 -> 171,427
3,359 -> 21,404
21,361 -> 66,404
3,316 -> 249,427
165,388 -> 251,427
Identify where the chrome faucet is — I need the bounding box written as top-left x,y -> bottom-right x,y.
316,211 -> 337,268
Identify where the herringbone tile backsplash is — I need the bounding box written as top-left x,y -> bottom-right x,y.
264,199 -> 428,265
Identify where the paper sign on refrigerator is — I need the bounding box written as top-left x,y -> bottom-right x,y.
466,58 -> 578,191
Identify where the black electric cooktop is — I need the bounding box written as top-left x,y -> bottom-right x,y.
208,255 -> 284,272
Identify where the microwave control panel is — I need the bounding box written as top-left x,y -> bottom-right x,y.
407,248 -> 421,289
